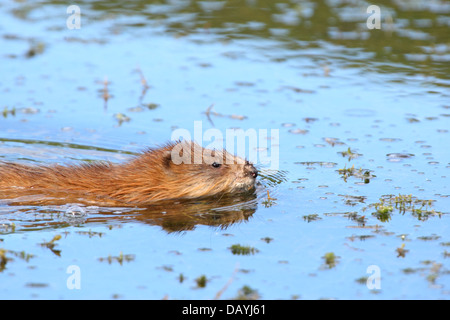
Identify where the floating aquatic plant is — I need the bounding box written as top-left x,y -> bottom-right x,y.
229,244 -> 259,255
337,165 -> 375,183
0,248 -> 34,272
195,275 -> 208,288
303,213 -> 322,223
234,285 -> 260,300
2,106 -> 16,118
98,251 -> 135,265
261,190 -> 277,208
363,194 -> 442,222
39,234 -> 62,256
321,252 -> 339,269
396,243 -> 409,258
338,147 -> 362,161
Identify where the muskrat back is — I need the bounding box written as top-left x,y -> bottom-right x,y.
0,141 -> 258,205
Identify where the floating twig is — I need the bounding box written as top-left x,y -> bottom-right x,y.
136,66 -> 150,103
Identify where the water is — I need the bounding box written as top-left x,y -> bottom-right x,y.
0,0 -> 449,299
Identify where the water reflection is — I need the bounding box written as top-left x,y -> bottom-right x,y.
133,193 -> 258,232
9,0 -> 448,80
0,190 -> 259,233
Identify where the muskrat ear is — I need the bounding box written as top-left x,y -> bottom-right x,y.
163,150 -> 172,168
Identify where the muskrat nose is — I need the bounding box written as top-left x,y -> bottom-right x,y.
245,163 -> 258,178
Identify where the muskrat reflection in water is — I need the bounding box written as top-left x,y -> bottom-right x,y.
2,190 -> 260,233
130,191 -> 259,233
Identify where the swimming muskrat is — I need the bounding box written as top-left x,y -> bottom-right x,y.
0,141 -> 258,205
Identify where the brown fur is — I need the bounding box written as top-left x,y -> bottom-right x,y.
0,141 -> 258,205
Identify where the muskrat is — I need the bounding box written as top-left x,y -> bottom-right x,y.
0,141 -> 258,205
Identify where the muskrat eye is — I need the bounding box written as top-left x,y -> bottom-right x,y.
211,162 -> 221,168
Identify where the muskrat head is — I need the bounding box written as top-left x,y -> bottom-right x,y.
163,141 -> 258,199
